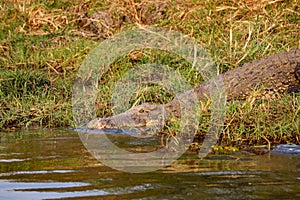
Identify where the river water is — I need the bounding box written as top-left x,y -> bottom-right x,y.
0,129 -> 299,199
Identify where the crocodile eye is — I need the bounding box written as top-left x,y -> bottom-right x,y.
138,109 -> 144,113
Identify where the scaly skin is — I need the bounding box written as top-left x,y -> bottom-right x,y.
87,49 -> 300,130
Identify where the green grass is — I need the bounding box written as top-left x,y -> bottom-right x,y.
0,0 -> 299,146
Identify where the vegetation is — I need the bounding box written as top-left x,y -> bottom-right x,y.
0,0 -> 299,146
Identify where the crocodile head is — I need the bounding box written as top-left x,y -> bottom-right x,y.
87,103 -> 166,134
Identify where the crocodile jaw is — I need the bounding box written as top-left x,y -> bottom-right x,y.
87,103 -> 166,130
87,117 -> 116,129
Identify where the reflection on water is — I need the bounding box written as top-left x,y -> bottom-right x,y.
0,129 -> 299,199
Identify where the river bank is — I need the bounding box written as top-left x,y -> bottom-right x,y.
0,0 -> 299,146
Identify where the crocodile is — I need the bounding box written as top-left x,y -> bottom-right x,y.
87,49 -> 300,131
